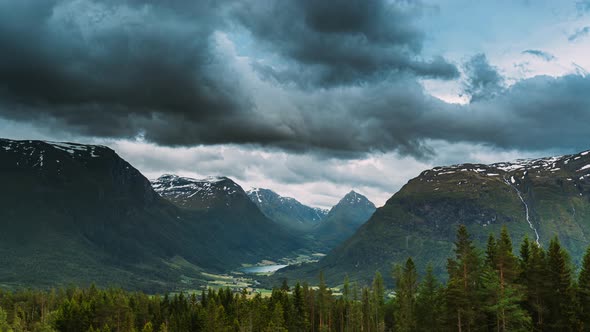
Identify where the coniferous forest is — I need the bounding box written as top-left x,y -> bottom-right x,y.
1,226 -> 590,331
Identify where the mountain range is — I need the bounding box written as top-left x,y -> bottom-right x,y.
246,188 -> 376,250
0,138 -> 374,291
276,149 -> 590,286
0,139 -> 298,291
7,137 -> 589,292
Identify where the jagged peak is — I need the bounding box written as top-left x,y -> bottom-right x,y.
337,190 -> 375,208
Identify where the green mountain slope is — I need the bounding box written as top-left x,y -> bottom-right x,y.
0,139 -> 202,291
276,149 -> 590,286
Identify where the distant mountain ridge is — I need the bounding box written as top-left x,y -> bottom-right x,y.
246,188 -> 328,232
245,187 -> 376,250
276,149 -> 590,286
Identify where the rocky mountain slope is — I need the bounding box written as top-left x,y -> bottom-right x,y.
246,188 -> 328,232
276,149 -> 590,285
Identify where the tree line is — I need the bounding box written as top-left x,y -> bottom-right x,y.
2,225 -> 590,331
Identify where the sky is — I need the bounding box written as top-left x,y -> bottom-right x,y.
1,0 -> 589,208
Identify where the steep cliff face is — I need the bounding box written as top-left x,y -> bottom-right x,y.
277,149 -> 590,285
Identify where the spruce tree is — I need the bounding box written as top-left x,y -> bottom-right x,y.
483,228 -> 531,331
578,246 -> 590,330
394,257 -> 418,332
446,224 -> 482,332
415,264 -> 444,331
485,233 -> 497,267
522,241 -> 549,330
546,236 -> 576,330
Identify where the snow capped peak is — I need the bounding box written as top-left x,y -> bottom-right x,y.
0,138 -> 112,171
151,174 -> 244,209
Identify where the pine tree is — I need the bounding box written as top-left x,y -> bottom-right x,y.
415,264 -> 444,332
343,275 -> 350,302
546,236 -> 576,330
521,241 -> 549,330
394,257 -> 418,332
578,246 -> 590,330
485,233 -> 497,267
446,224 -> 482,332
372,271 -> 385,331
317,271 -> 332,331
292,282 -> 308,332
481,227 -> 530,331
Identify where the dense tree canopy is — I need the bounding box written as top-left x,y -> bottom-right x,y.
0,226 -> 588,331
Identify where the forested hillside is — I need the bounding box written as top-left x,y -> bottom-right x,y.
1,226 -> 589,331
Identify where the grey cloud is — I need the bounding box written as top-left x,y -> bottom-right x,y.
461,54 -> 505,102
522,49 -> 556,61
0,0 -> 249,141
0,1 -> 589,160
232,0 -> 459,88
568,26 -> 590,41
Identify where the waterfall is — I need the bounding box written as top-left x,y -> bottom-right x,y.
503,177 -> 540,245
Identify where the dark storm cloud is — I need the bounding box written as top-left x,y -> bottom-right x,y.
522,49 -> 556,61
569,26 -> 590,41
1,0 -> 590,159
461,54 -> 505,102
232,0 -> 459,87
0,0 -> 249,140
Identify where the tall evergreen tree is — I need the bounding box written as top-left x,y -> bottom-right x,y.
415,264 -> 444,332
546,236 -> 576,330
481,228 -> 531,331
578,246 -> 590,330
394,257 -> 418,332
372,271 -> 385,332
446,224 -> 482,332
485,233 -> 497,267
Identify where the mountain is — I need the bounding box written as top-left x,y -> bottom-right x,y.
0,139 -> 201,291
0,139 -> 298,291
151,175 -> 301,265
153,174 -> 250,211
246,188 -> 328,232
276,149 -> 590,286
312,191 -> 376,249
